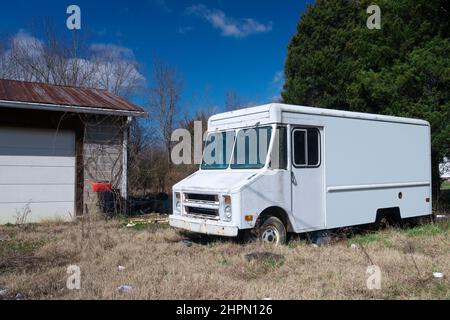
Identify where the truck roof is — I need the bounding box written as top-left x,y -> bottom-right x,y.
208,103 -> 430,130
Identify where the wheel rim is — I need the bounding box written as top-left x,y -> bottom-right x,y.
261,226 -> 280,245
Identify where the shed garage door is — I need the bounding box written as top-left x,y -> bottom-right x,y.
0,127 -> 75,224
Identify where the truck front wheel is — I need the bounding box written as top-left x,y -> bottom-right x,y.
258,216 -> 287,246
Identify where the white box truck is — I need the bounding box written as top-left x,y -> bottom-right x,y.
169,103 -> 432,245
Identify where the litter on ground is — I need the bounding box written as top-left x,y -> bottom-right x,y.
117,285 -> 133,293
180,240 -> 193,247
126,214 -> 169,228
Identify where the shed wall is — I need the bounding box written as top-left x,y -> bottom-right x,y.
82,115 -> 126,215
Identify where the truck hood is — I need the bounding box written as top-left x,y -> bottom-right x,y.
173,170 -> 260,193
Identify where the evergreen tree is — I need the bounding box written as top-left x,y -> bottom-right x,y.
283,0 -> 450,201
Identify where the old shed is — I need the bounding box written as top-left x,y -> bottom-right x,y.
0,79 -> 146,224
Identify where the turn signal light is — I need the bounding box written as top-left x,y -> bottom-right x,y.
245,215 -> 254,222
223,196 -> 232,205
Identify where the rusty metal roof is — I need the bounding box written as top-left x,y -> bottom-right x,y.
0,79 -> 146,115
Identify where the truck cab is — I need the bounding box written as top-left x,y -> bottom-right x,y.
170,104 -> 323,245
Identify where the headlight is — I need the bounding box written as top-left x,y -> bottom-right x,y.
222,196 -> 232,221
223,206 -> 233,221
176,201 -> 182,212
224,205 -> 232,220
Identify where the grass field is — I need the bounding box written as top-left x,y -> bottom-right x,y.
0,215 -> 448,300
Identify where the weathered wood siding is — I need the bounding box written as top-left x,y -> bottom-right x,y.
83,115 -> 126,214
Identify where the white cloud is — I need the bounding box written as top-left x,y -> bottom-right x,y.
272,70 -> 284,86
187,4 -> 273,38
269,70 -> 284,103
90,43 -> 135,60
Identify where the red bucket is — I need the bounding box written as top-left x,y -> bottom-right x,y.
92,182 -> 113,192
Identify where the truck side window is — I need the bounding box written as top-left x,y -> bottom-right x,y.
293,128 -> 320,167
270,126 -> 287,169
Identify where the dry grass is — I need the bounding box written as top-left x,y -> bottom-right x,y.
0,215 -> 448,300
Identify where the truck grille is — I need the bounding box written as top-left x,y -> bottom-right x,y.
183,193 -> 220,219
186,207 -> 219,218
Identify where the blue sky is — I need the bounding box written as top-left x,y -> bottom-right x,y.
0,0 -> 312,112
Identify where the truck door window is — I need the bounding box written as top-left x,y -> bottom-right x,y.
270,126 -> 287,169
293,128 -> 320,167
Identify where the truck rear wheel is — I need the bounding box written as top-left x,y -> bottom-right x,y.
259,216 -> 287,246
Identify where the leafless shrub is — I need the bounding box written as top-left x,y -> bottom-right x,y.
14,203 -> 32,226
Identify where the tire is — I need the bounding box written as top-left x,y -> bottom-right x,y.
258,216 -> 287,246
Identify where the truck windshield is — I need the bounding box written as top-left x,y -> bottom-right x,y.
201,126 -> 273,170
201,131 -> 236,170
231,126 -> 272,169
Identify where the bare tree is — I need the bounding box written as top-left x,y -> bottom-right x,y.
225,90 -> 242,111
0,38 -> 12,79
90,44 -> 145,98
127,117 -> 164,197
148,59 -> 184,163
145,59 -> 184,192
0,21 -> 144,97
224,90 -> 255,111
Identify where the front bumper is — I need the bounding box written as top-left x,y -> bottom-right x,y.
169,215 -> 239,237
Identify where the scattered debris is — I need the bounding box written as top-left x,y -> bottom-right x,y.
311,244 -> 319,248
435,215 -> 448,221
0,288 -> 8,296
245,252 -> 284,263
180,240 -> 193,247
15,293 -> 22,300
310,231 -> 331,246
118,266 -> 126,272
126,223 -> 136,228
262,298 -> 273,300
117,285 -> 133,293
350,244 -> 358,250
127,214 -> 169,227
433,272 -> 444,279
